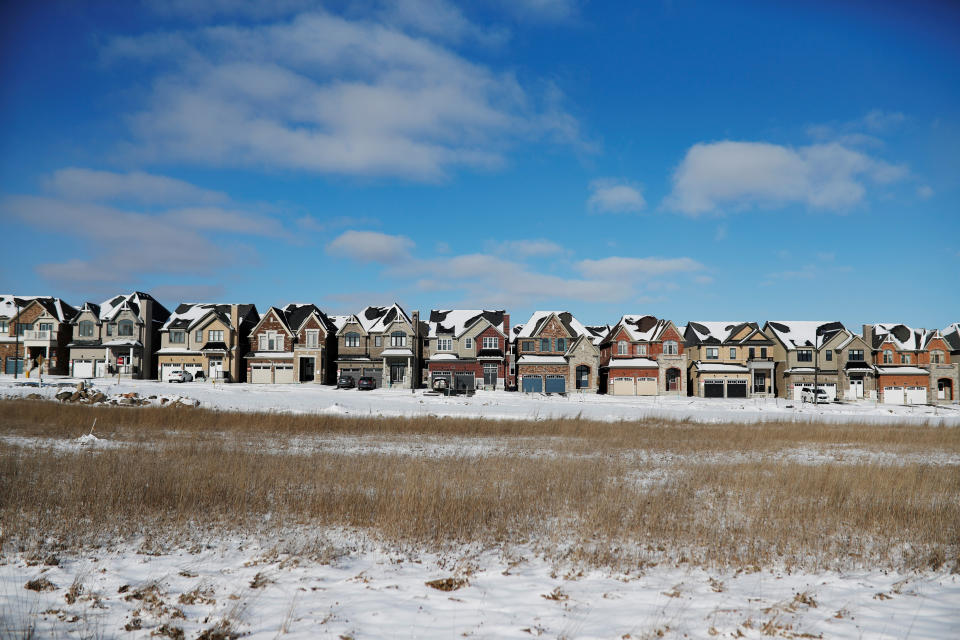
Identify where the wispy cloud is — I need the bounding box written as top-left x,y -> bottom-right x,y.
44,167 -> 228,205
587,178 -> 646,213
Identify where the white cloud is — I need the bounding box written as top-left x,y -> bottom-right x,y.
862,109 -> 905,132
104,9 -> 584,180
917,185 -> 934,199
326,230 -> 415,264
494,238 -> 566,257
378,0 -> 509,46
575,256 -> 704,279
664,141 -> 907,215
45,168 -> 227,205
587,178 -> 646,213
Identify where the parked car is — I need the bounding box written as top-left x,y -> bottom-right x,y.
337,375 -> 356,389
800,387 -> 830,403
166,370 -> 194,383
357,376 -> 376,390
432,377 -> 449,391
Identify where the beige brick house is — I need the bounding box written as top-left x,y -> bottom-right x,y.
245,303 -> 338,384
683,321 -> 773,398
157,303 -> 259,382
515,311 -> 599,393
423,310 -> 511,391
334,304 -> 421,388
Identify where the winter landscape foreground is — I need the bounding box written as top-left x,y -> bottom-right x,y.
1,382 -> 959,638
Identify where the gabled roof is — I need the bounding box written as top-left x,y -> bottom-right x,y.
4,296 -> 78,323
427,309 -> 506,338
516,311 -> 589,339
279,303 -> 336,334
764,320 -> 845,349
870,323 -> 940,351
82,292 -> 170,324
358,303 -> 412,333
604,315 -> 677,345
583,325 -> 611,346
0,295 -> 39,319
685,321 -> 751,346
162,303 -> 256,332
74,301 -> 102,319
943,323 -> 960,351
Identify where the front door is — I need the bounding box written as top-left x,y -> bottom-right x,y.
300,357 -> 315,382
483,364 -> 498,388
390,363 -> 406,384
850,377 -> 864,399
753,372 -> 767,394
209,358 -> 223,379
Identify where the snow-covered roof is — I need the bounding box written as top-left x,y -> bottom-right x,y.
686,321 -> 749,344
0,295 -> 40,318
943,323 -> 960,351
329,315 -> 352,331
162,302 -> 256,332
695,362 -> 750,373
516,311 -> 588,339
765,321 -> 845,349
583,325 -> 611,346
155,347 -> 201,355
101,339 -> 143,347
608,315 -> 677,343
875,366 -> 930,376
345,304 -> 412,334
246,351 -> 295,359
871,323 -> 941,352
517,355 -> 567,365
606,357 -> 658,368
1,295 -> 77,322
429,353 -> 458,361
381,348 -> 413,357
427,309 -> 506,338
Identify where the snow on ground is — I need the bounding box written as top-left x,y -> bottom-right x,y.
3,532 -> 958,640
2,375 -> 959,426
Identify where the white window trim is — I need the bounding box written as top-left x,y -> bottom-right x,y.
464,337 -> 473,349
437,337 -> 453,351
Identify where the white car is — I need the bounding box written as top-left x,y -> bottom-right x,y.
166,370 -> 194,383
800,387 -> 830,403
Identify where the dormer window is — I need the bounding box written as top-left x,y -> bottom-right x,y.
78,320 -> 94,337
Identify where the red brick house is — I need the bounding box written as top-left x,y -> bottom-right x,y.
865,323 -> 958,404
598,315 -> 686,395
424,310 -> 511,391
0,295 -> 77,376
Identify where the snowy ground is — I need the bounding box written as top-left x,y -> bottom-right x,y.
2,375 -> 959,426
3,531 -> 958,640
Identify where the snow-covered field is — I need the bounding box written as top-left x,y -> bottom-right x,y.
4,531 -> 959,640
2,375 -> 959,426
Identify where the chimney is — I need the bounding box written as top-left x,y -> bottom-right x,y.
503,313 -> 510,337
411,310 -> 420,390
862,324 -> 873,349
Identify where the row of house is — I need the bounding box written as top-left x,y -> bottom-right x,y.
2,293 -> 957,404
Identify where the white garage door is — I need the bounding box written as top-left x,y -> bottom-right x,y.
250,364 -> 272,384
883,387 -> 903,404
73,360 -> 94,378
95,360 -> 106,377
610,377 -> 634,396
274,364 -> 295,384
905,386 -> 927,405
635,377 -> 657,396
794,383 -> 836,401
161,363 -> 177,380
184,364 -> 203,377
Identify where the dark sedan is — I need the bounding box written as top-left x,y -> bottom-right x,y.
337,375 -> 356,389
357,376 -> 377,390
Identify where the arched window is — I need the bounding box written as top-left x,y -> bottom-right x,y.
118,320 -> 134,336
78,320 -> 94,337
345,332 -> 360,347
617,340 -> 628,355
391,331 -> 406,347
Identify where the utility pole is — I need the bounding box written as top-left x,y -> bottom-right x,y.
813,325 -> 822,406
13,299 -> 20,380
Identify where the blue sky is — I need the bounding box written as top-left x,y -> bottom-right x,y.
1,0 -> 958,329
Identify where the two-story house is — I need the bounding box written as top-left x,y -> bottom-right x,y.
424,310 -> 511,391
0,295 -> 77,376
864,323 -> 958,404
598,315 -> 686,396
245,303 -> 338,384
157,303 -> 259,382
763,320 -> 845,400
334,304 -> 421,388
515,311 -> 599,393
67,292 -> 170,379
683,322 -> 774,398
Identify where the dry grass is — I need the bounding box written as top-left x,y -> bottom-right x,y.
1,399 -> 958,572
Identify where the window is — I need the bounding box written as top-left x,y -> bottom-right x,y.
556,338 -> 566,352
482,336 -> 499,350
825,350 -> 833,362
797,349 -> 813,362
663,341 -> 678,355
78,320 -> 94,337
729,347 -> 737,359
931,350 -> 944,364
106,323 -> 114,336
437,337 -> 453,351
118,320 -> 134,337
849,349 -> 864,361
706,347 -> 719,360
761,347 -> 767,359
305,330 -> 319,348
637,344 -> 648,356
259,332 -> 281,351
618,341 -> 628,355
16,322 -> 34,336
748,347 -> 755,359
208,330 -> 224,342
390,331 -> 406,347
522,340 -> 534,352
0,320 -> 6,332
195,329 -> 203,342
38,322 -> 53,332
883,349 -> 893,364
541,338 -> 551,352
375,335 -> 382,347
345,332 -> 360,347
465,337 -> 473,350
170,330 -> 185,344
901,353 -> 911,364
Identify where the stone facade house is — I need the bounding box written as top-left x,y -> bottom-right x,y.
864,323 -> 958,404
67,292 -> 169,379
334,304 -> 422,389
245,304 -> 338,384
683,321 -> 774,398
763,320 -> 845,401
157,303 -> 259,382
515,311 -> 599,393
0,295 -> 77,376
424,310 -> 511,391
598,315 -> 686,396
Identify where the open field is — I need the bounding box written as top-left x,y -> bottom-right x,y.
2,399 -> 959,638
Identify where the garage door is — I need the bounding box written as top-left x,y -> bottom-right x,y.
454,372 -> 475,391
340,367 -> 361,379
726,380 -> 747,398
905,386 -> 927,405
5,357 -> 24,375
545,374 -> 566,393
635,377 -> 657,396
704,380 -> 725,398
73,360 -> 94,378
185,364 -> 203,378
362,367 -> 382,386
161,363 -> 177,380
250,364 -> 272,384
522,376 -> 543,392
95,360 -> 106,377
274,364 -> 294,384
883,387 -> 903,404
611,377 -> 634,396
